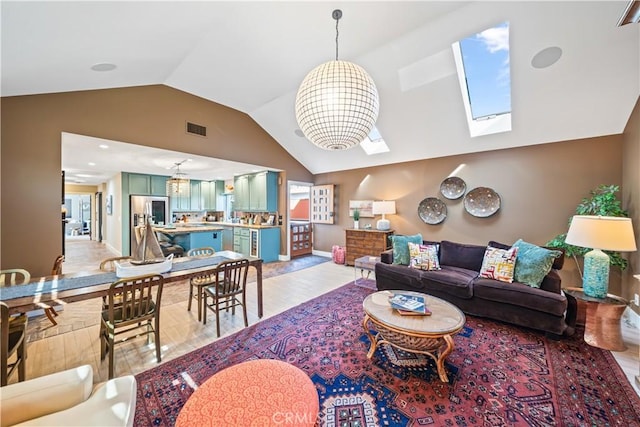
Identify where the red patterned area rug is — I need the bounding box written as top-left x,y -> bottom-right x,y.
135,281 -> 640,426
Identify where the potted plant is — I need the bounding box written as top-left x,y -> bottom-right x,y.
353,208 -> 360,229
546,184 -> 630,275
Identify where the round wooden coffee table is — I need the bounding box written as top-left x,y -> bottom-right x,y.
362,290 -> 465,382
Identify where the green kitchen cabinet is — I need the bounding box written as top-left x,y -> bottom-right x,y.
190,180 -> 201,210
150,175 -> 167,196
126,173 -> 169,196
233,227 -> 250,256
249,171 -> 278,212
234,175 -> 250,211
235,171 -> 278,212
128,173 -> 151,195
201,180 -> 223,210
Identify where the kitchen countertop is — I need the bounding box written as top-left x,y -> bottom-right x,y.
154,222 -> 279,234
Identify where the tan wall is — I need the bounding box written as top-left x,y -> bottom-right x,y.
1,85 -> 313,276
313,135 -> 623,289
622,97 -> 640,312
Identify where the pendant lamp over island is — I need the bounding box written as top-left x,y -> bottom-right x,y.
166,160 -> 190,199
295,9 -> 380,150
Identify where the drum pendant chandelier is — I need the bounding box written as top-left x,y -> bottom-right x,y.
295,9 -> 380,151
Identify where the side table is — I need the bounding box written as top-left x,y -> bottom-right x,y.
354,256 -> 380,284
564,287 -> 629,351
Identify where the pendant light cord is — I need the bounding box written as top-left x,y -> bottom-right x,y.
333,9 -> 342,61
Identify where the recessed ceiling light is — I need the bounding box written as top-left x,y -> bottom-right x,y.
76,174 -> 92,178
99,144 -> 109,149
88,162 -> 96,166
91,63 -> 117,72
531,47 -> 562,69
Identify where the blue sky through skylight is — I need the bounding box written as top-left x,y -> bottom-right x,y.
459,22 -> 511,120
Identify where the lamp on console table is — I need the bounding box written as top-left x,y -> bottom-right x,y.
565,215 -> 637,298
372,201 -> 396,231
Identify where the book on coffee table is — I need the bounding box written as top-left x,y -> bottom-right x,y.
388,293 -> 431,316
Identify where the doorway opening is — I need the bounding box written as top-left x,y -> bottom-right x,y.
288,182 -> 312,258
63,193 -> 92,241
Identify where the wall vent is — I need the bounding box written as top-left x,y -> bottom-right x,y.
186,122 -> 207,137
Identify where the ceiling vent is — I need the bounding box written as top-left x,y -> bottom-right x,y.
186,122 -> 207,137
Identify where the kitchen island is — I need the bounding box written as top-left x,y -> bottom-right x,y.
154,222 -> 280,261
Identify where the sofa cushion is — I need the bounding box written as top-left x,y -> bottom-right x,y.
473,277 -> 567,316
418,266 -> 475,299
408,242 -> 440,271
479,246 -> 518,283
512,239 -> 562,288
390,234 -> 423,265
489,241 -> 565,270
439,240 -> 486,271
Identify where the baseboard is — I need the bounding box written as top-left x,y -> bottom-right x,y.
279,254 -> 291,262
312,249 -> 331,258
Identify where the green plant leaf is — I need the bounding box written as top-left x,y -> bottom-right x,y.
545,184 -> 629,270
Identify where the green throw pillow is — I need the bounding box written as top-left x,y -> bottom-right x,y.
391,234 -> 423,265
512,239 -> 561,288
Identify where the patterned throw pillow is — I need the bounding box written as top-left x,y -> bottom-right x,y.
512,239 -> 562,288
390,234 -> 423,265
408,242 -> 441,271
479,246 -> 518,283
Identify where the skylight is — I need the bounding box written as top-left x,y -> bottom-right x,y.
452,22 -> 512,138
360,126 -> 390,155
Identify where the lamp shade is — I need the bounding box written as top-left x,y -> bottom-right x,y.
295,60 -> 379,151
372,201 -> 396,216
565,215 -> 636,251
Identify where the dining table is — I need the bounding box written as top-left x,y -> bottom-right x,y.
0,251 -> 264,318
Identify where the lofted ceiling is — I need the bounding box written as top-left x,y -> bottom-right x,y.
2,1 -> 639,184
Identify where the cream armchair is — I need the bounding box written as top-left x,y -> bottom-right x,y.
0,365 -> 136,427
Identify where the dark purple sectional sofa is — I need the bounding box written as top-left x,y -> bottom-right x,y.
374,240 -> 575,338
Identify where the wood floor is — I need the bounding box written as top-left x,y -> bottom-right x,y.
11,239 -> 640,398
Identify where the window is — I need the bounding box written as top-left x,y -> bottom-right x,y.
452,22 -> 512,137
360,126 -> 390,155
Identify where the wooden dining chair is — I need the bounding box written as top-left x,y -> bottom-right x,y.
0,269 -> 31,333
203,258 -> 249,337
186,247 -> 217,321
98,256 -> 134,310
99,256 -> 134,272
38,255 -> 66,326
1,302 -> 27,386
99,273 -> 164,379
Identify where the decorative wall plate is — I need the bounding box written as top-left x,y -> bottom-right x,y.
439,176 -> 466,200
463,187 -> 501,217
418,197 -> 447,225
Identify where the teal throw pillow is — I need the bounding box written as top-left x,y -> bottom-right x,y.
391,234 -> 423,265
512,239 -> 561,288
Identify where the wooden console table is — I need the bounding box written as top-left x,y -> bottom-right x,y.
564,287 -> 628,351
345,229 -> 393,266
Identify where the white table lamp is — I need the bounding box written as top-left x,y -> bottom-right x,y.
565,215 -> 637,298
372,201 -> 396,231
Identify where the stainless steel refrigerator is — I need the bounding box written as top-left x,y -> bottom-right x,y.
130,195 -> 169,255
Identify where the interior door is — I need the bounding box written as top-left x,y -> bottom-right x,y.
95,192 -> 103,242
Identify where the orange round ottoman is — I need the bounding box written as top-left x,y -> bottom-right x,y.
175,359 -> 319,426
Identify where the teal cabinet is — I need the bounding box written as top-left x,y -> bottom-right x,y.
201,181 -> 223,210
128,173 -> 151,194
150,176 -> 167,196
190,180 -> 202,210
173,230 -> 222,252
257,227 -> 280,262
233,227 -> 250,255
126,173 -> 169,196
234,175 -> 250,211
235,171 -> 278,212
